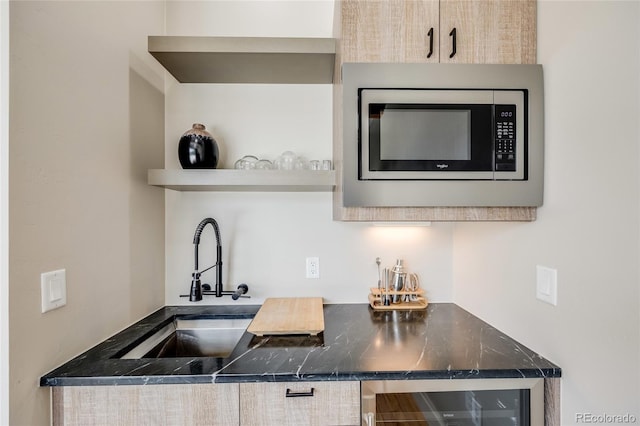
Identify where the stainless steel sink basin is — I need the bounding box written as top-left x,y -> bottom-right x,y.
120,317 -> 252,359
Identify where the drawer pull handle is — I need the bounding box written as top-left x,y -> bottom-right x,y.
285,388 -> 315,398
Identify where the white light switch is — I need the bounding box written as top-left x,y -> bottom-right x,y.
536,265 -> 557,306
41,269 -> 67,313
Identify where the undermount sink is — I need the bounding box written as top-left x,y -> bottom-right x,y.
119,317 -> 253,359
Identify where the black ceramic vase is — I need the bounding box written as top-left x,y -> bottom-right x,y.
178,123 -> 219,169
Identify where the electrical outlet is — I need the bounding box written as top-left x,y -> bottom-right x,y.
536,265 -> 557,306
306,257 -> 320,279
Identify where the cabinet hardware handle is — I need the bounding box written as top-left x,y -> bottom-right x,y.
449,27 -> 457,58
285,388 -> 315,398
426,27 -> 434,58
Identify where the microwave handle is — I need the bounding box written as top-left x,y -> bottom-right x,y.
449,27 -> 457,58
426,27 -> 434,58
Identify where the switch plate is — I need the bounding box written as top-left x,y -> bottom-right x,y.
536,265 -> 557,306
41,269 -> 67,313
306,257 -> 320,279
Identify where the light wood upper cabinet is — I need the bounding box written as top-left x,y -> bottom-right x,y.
440,0 -> 537,64
340,0 -> 440,62
338,0 -> 536,64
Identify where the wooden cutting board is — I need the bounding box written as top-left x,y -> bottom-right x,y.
247,297 -> 324,336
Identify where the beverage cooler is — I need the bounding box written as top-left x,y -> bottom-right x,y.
361,378 -> 543,426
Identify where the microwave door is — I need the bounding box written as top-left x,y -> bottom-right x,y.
361,100 -> 495,180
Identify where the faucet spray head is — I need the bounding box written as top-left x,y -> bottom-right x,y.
189,271 -> 203,302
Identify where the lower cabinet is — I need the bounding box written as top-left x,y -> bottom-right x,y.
52,383 -> 240,426
51,379 -> 555,425
52,381 -> 361,426
240,381 -> 360,426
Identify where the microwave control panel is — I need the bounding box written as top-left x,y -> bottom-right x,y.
494,104 -> 517,172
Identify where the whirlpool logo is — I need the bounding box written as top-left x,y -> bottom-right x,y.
436,164 -> 449,169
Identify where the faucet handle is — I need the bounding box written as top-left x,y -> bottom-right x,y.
231,284 -> 249,300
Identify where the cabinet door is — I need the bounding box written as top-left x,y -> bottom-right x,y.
52,384 -> 240,426
440,0 -> 536,64
340,0 -> 439,63
239,381 -> 360,426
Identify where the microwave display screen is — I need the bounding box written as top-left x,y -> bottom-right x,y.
379,108 -> 471,161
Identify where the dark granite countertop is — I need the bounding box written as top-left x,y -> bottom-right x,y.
41,303 -> 561,386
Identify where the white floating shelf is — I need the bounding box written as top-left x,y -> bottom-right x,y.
148,169 -> 336,192
148,36 -> 336,84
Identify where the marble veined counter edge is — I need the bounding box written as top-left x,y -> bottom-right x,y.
40,303 -> 561,387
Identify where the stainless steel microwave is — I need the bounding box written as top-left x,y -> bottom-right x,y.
341,63 -> 544,208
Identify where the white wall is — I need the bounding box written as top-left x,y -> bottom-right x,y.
452,2 -> 640,425
9,1 -> 166,424
163,1 -> 454,306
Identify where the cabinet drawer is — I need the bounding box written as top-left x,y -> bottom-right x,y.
240,381 -> 360,426
53,384 -> 239,426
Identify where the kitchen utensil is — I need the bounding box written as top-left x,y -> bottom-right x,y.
404,273 -> 420,302
390,259 -> 407,304
376,257 -> 381,292
382,268 -> 390,306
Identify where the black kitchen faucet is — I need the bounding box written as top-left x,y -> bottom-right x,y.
187,217 -> 249,302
